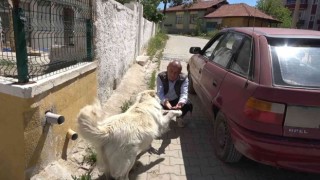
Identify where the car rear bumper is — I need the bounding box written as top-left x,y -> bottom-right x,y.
229,120 -> 320,174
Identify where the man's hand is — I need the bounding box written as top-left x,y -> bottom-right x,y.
172,102 -> 184,110
164,100 -> 172,109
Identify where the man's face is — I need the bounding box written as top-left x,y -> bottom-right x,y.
167,65 -> 181,81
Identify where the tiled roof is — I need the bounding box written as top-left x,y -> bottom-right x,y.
165,0 -> 225,12
204,3 -> 280,22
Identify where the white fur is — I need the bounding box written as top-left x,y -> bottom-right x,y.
77,90 -> 182,180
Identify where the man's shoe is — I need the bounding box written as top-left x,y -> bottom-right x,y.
177,117 -> 185,128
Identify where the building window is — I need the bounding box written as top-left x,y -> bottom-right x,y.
38,1 -> 51,31
287,0 -> 295,4
63,8 -> 75,46
176,15 -> 183,24
298,11 -> 305,19
310,15 -> 315,21
290,0 -> 308,3
190,14 -> 197,24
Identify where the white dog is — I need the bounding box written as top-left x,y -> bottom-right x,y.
77,90 -> 182,180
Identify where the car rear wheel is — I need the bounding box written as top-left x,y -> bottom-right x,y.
188,73 -> 196,94
213,111 -> 242,163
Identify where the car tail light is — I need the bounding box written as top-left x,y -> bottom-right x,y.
244,97 -> 286,125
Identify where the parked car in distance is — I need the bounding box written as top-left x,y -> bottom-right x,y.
188,27 -> 320,174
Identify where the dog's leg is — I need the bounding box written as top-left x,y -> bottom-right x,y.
164,110 -> 183,121
109,149 -> 136,180
99,146 -> 112,180
116,154 -> 135,180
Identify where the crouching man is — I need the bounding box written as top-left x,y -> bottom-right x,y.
156,60 -> 193,127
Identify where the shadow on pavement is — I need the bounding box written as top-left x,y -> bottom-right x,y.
155,94 -> 320,180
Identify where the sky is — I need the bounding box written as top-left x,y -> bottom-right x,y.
158,0 -> 257,9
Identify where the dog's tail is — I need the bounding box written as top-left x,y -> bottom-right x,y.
77,100 -> 107,145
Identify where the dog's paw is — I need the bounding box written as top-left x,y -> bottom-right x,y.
175,110 -> 183,116
147,146 -> 159,154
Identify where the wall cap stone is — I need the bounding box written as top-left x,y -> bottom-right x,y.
0,62 -> 97,98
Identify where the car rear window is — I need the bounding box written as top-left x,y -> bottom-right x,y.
268,38 -> 320,88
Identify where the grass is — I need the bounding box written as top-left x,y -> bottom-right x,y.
71,172 -> 92,180
148,70 -> 157,90
145,28 -> 169,90
71,147 -> 96,180
120,99 -> 134,113
155,49 -> 163,70
147,29 -> 168,60
82,147 -> 97,166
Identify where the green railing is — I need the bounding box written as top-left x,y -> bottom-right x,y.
0,0 -> 94,83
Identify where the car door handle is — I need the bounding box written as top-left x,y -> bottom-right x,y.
212,80 -> 217,87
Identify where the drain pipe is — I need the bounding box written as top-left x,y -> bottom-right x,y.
45,111 -> 65,125
66,129 -> 78,140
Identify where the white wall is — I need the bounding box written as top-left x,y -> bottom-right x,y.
142,19 -> 156,52
95,0 -> 155,104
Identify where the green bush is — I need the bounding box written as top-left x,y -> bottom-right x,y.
82,147 -> 97,166
71,173 -> 92,180
148,70 -> 157,90
147,30 -> 168,58
120,99 -> 134,113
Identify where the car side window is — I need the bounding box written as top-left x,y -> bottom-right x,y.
211,33 -> 244,67
230,37 -> 252,77
203,35 -> 224,59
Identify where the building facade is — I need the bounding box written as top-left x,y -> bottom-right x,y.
163,0 -> 228,34
285,0 -> 320,30
163,1 -> 280,34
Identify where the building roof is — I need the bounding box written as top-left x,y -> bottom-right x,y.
165,0 -> 225,12
204,3 -> 280,22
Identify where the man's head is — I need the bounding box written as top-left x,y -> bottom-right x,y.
167,60 -> 182,81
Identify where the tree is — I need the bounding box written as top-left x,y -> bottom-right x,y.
170,0 -> 183,7
141,0 -> 164,23
256,0 -> 292,28
162,0 -> 185,16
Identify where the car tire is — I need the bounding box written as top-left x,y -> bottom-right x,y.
188,73 -> 196,94
213,111 -> 242,163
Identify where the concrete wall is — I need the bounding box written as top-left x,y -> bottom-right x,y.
142,19 -> 156,52
0,62 -> 97,179
0,94 -> 26,180
95,0 -> 155,104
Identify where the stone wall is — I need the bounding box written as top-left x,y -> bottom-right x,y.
95,0 -> 155,104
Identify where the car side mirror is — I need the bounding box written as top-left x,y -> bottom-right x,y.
189,47 -> 201,54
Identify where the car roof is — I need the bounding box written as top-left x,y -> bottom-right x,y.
226,27 -> 320,38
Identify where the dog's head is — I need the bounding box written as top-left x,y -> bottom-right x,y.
136,90 -> 160,104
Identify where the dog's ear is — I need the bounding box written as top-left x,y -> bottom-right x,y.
149,91 -> 156,97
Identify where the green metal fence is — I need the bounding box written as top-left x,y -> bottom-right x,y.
0,0 -> 94,83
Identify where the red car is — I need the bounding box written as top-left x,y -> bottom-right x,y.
188,27 -> 320,174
